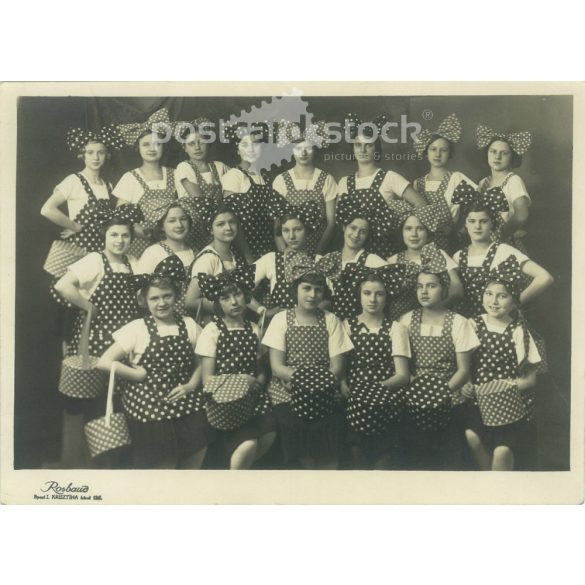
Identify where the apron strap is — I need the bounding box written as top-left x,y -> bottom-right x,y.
283,170 -> 295,192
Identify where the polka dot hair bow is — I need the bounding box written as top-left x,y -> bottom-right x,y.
118,108 -> 173,146
196,264 -> 255,302
451,181 -> 508,216
414,113 -> 462,156
222,121 -> 269,144
276,119 -> 330,149
66,124 -> 125,152
342,263 -> 407,298
279,199 -> 322,234
315,252 -> 342,281
400,204 -> 445,233
174,117 -> 214,140
98,202 -> 145,229
486,255 -> 524,302
475,125 -> 532,156
135,254 -> 187,292
402,243 -> 449,289
344,113 -> 389,140
283,250 -> 318,284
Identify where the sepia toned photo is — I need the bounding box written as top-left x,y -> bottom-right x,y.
0,81 -> 582,504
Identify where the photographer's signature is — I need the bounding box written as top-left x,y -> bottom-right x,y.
33,481 -> 102,501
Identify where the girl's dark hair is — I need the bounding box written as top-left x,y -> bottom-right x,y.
342,213 -> 371,246
275,212 -> 311,237
138,275 -> 180,308
462,202 -> 498,227
423,134 -> 454,160
153,201 -> 192,242
206,205 -> 239,233
398,212 -> 435,251
484,137 -> 522,169
417,270 -> 451,300
483,278 -> 520,306
213,282 -> 252,315
99,217 -> 135,245
355,272 -> 389,313
290,272 -> 332,304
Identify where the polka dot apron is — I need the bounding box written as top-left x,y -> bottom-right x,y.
389,252 -> 420,321
330,251 -> 367,320
457,244 -> 498,318
346,318 -> 404,435
155,241 -> 190,316
473,318 -> 534,422
405,309 -> 457,430
127,168 -> 177,258
122,315 -> 201,423
69,173 -> 115,253
346,170 -> 400,258
66,253 -> 138,358
270,251 -> 315,310
415,173 -> 455,251
188,160 -> 223,205
282,169 -> 327,255
223,168 -> 275,259
214,317 -> 270,418
478,172 -> 528,253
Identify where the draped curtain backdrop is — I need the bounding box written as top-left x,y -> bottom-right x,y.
14,95 -> 572,468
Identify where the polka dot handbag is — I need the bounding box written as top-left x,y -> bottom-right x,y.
59,308 -> 107,399
43,239 -> 87,279
203,374 -> 259,431
84,362 -> 131,458
405,374 -> 452,431
290,366 -> 337,423
347,380 -> 405,436
475,379 -> 526,427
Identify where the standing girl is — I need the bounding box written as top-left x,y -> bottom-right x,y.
387,211 -> 463,321
464,265 -> 542,471
317,209 -> 387,320
263,267 -> 354,469
341,270 -> 411,469
195,271 -> 276,469
98,273 -> 211,469
273,120 -> 337,255
453,202 -> 553,319
412,114 -> 478,253
174,118 -> 230,250
336,114 -> 427,258
475,125 -> 533,252
399,267 -> 480,470
137,201 -> 196,316
114,108 -> 177,258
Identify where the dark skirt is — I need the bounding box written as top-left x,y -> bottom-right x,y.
345,427 -> 398,469
128,411 -> 214,469
216,410 -> 277,456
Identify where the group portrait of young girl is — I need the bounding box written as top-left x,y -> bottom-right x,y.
26,94 -> 570,473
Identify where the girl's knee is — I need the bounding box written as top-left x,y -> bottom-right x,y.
465,428 -> 480,446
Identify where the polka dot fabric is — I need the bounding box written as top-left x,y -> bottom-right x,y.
475,125 -> 532,156
122,315 -> 201,423
326,251 -> 367,320
405,374 -> 452,431
270,251 -> 298,309
290,366 -> 336,423
414,113 -> 462,156
204,374 -> 259,431
43,240 -> 87,279
84,412 -> 131,457
59,355 -> 107,399
66,124 -> 125,152
457,244 -> 499,318
475,380 -> 526,427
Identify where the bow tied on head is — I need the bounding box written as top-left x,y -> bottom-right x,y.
315,253 -> 343,282
277,199 -> 322,234
276,119 -> 330,149
66,124 -> 125,152
402,242 -> 448,282
485,255 -> 524,302
283,251 -> 318,284
134,254 -> 187,293
476,125 -> 532,156
400,204 -> 446,234
414,113 -> 462,156
222,121 -> 269,144
342,263 -> 406,298
118,108 -> 173,146
344,113 -> 389,141
102,203 -> 145,227
174,117 -> 214,141
451,181 -> 508,217
196,264 -> 255,302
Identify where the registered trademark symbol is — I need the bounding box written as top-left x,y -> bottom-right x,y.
422,109 -> 434,121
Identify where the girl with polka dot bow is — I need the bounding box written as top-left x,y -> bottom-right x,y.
195,279 -> 276,469
336,114 -> 427,258
98,274 -> 211,469
114,111 -> 178,259
174,120 -> 230,250
387,211 -> 464,321
453,203 -> 553,319
463,270 -> 542,471
412,114 -> 478,253
399,269 -> 480,470
475,125 -> 533,252
263,269 -> 353,469
54,216 -> 139,468
341,272 -> 411,469
137,201 -> 196,316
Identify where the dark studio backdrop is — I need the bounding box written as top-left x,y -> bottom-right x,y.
14,94 -> 572,469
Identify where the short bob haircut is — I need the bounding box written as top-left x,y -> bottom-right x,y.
206,205 -> 239,233
484,136 -> 522,169
76,140 -> 110,162
416,270 -> 451,300
213,282 -> 253,316
422,134 -> 454,160
462,201 -> 499,229
153,201 -> 193,242
341,212 -> 372,247
398,212 -> 435,251
275,212 -> 312,237
290,271 -> 332,304
354,272 -> 390,314
138,274 -> 181,308
483,277 -> 521,307
99,217 -> 135,246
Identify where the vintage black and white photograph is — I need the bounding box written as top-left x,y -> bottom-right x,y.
0,82 -> 582,504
